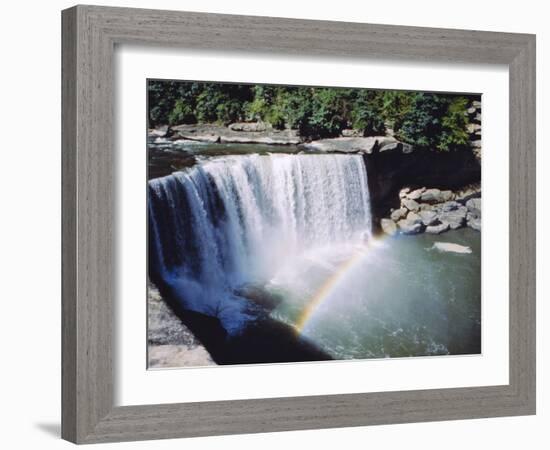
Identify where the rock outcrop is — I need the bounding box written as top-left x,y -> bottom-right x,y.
363,144 -> 481,226
169,123 -> 302,145
298,136 -> 399,154
380,186 -> 481,236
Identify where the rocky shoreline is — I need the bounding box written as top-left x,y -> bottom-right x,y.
149,99 -> 481,157
148,281 -> 215,368
150,122 -> 302,146
380,185 -> 481,236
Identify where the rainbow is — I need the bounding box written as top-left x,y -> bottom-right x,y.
295,237 -> 384,333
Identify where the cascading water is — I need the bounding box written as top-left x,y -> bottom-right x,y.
148,153 -> 372,335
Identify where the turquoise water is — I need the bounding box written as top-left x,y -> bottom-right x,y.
268,228 -> 481,359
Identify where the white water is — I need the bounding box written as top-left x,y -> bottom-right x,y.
148,153 -> 372,334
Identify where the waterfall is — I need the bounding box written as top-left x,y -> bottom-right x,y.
148,153 -> 372,334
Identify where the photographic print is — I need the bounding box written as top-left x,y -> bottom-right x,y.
147,80 -> 482,369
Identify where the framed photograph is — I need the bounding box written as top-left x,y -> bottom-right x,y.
62,5 -> 536,444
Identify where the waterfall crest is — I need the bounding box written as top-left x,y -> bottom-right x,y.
148,153 -> 372,334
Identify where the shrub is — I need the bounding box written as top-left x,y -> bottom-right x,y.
437,97 -> 470,151
351,91 -> 385,136
398,93 -> 470,151
168,99 -> 196,125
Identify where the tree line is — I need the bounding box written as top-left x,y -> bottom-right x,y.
148,80 -> 479,151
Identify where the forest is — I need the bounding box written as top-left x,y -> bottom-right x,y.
148,80 -> 479,151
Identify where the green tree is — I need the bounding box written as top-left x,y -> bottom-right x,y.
351,90 -> 385,136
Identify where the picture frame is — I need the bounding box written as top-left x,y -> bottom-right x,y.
61,4 -> 536,444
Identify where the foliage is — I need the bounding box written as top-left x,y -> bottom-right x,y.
398,93 -> 471,151
438,97 -> 470,151
148,80 -> 478,151
351,90 -> 385,136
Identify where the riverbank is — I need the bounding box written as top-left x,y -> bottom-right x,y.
380,185 -> 481,236
148,281 -> 215,368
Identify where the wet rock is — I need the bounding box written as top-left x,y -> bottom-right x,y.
381,218 -> 397,236
438,207 -> 467,230
397,218 -> 424,234
466,197 -> 482,218
406,211 -> 423,224
390,207 -> 407,221
147,281 -> 215,368
419,210 -> 439,226
402,198 -> 420,212
235,284 -> 283,310
419,203 -> 434,211
438,201 -> 462,213
432,242 -> 472,254
425,223 -> 449,234
467,215 -> 482,231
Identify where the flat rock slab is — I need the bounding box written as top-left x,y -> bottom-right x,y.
300,136 -> 398,154
171,124 -> 301,145
431,242 -> 472,254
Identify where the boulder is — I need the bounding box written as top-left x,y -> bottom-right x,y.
228,122 -> 267,132
419,210 -> 438,226
380,218 -> 398,236
420,188 -> 443,204
467,216 -> 482,231
390,208 -> 407,221
402,198 -> 420,212
397,218 -> 424,235
438,207 -> 467,230
441,190 -> 454,202
407,187 -> 426,200
438,201 -> 461,212
399,187 -> 411,198
300,136 -> 397,154
406,211 -> 423,224
425,222 -> 449,234
419,188 -> 453,204
150,125 -> 173,138
432,242 -> 472,254
419,203 -> 434,211
466,197 -> 482,218
379,142 -> 401,153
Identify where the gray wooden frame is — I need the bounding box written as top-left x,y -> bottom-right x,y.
62,4 -> 536,444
